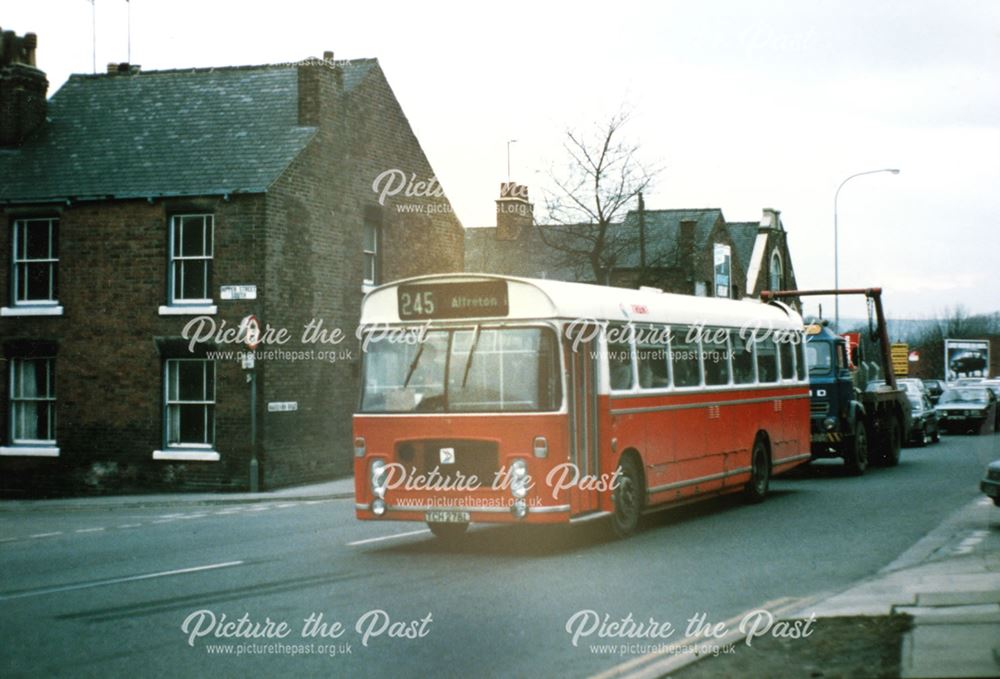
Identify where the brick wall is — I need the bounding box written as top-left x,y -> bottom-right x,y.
0,195 -> 267,495
257,61 -> 463,488
0,60 -> 464,496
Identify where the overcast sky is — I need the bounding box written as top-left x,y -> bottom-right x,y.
6,0 -> 999,320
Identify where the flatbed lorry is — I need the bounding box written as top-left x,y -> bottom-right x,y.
762,288 -> 911,475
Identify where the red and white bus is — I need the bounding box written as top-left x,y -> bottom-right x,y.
353,274 -> 810,538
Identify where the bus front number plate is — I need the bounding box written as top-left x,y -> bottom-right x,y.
426,511 -> 470,524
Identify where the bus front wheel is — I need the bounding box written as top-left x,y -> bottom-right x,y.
610,455 -> 643,538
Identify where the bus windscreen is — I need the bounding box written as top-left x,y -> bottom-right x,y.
361,327 -> 561,413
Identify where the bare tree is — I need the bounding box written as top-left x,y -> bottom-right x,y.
537,111 -> 662,284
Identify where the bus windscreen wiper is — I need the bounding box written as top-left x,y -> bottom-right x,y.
403,343 -> 426,388
460,325 -> 482,388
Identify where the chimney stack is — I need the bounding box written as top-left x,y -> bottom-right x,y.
298,50 -> 340,126
495,182 -> 532,241
0,28 -> 48,147
760,207 -> 781,232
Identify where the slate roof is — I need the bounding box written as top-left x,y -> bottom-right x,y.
726,221 -> 761,272
464,225 -> 592,281
615,208 -> 724,268
0,59 -> 376,203
465,208 -> 733,282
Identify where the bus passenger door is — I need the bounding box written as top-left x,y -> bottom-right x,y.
565,325 -> 600,515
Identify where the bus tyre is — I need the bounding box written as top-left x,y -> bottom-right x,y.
844,422 -> 868,476
743,438 -> 770,503
610,456 -> 643,538
427,522 -> 468,541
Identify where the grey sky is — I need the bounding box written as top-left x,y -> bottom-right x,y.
6,0 -> 998,319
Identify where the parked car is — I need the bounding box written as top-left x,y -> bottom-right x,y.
952,377 -> 985,386
981,460 -> 1000,507
922,379 -> 945,405
981,380 -> 1000,429
906,393 -> 940,446
935,387 -> 998,434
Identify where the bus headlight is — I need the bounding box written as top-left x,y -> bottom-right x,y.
511,498 -> 528,519
823,417 -> 837,431
510,458 -> 528,499
354,436 -> 366,458
370,459 -> 388,499
372,498 -> 386,516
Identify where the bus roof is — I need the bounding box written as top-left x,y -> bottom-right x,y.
360,273 -> 803,330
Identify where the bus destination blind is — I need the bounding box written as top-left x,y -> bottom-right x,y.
397,281 -> 509,320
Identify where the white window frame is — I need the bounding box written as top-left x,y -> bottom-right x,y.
363,218 -> 379,289
156,358 -> 219,461
8,218 -> 60,311
1,357 -> 60,457
168,214 -> 214,306
769,249 -> 783,292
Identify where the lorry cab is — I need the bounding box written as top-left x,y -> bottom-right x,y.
805,323 -> 858,446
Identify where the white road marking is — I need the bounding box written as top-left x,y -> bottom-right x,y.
151,519 -> 177,524
276,502 -> 299,509
214,508 -> 241,515
0,560 -> 246,601
75,527 -> 105,534
117,524 -> 142,529
178,513 -> 208,520
347,529 -> 431,546
29,532 -> 62,539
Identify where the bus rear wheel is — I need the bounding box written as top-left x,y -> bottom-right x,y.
427,522 -> 468,541
610,455 -> 643,538
743,437 -> 770,503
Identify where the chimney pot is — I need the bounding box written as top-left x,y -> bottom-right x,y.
323,50 -> 334,62
495,183 -> 533,241
0,28 -> 48,147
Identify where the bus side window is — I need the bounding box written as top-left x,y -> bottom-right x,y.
703,328 -> 731,386
638,338 -> 669,389
607,323 -> 634,390
671,326 -> 701,387
779,337 -> 795,380
731,333 -> 756,384
756,337 -> 779,383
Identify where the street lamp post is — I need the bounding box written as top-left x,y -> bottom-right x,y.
834,168 -> 900,329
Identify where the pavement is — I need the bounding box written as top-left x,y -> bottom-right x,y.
0,475 -> 357,511
658,493 -> 1000,679
793,494 -> 1000,679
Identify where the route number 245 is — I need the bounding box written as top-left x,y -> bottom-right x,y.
400,291 -> 435,317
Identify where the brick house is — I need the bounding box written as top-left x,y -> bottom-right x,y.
465,184 -> 798,303
0,32 -> 463,494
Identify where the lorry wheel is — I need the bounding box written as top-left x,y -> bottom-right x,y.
844,422 -> 869,476
883,418 -> 902,466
